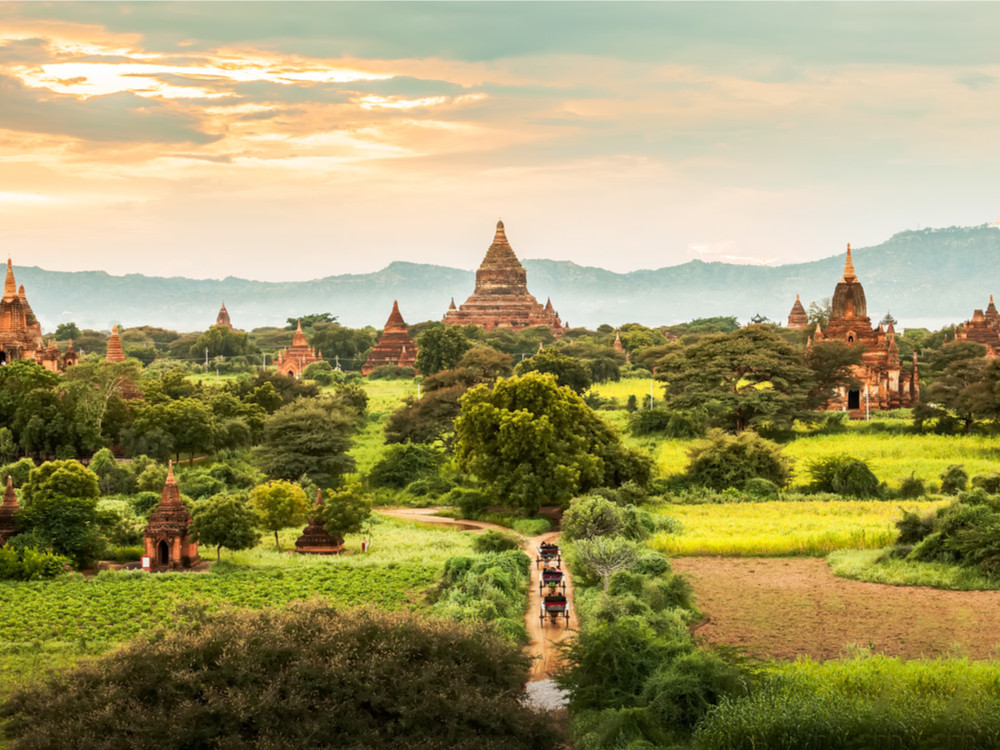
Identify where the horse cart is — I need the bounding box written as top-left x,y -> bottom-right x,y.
540,593 -> 570,627
536,541 -> 561,568
539,565 -> 566,594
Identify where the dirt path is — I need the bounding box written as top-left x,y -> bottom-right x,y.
673,557 -> 1000,661
377,509 -> 573,680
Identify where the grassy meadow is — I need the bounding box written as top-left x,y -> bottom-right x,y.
651,500 -> 946,557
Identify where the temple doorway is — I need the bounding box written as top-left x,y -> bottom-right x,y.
847,390 -> 861,410
0,350 -> 6,365
157,540 -> 170,566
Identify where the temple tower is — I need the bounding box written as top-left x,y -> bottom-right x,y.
442,220 -> 564,334
143,462 -> 199,571
273,319 -> 320,379
106,325 -> 126,363
0,476 -> 20,546
786,295 -> 809,330
216,301 -> 233,330
294,489 -> 345,554
362,300 -> 418,375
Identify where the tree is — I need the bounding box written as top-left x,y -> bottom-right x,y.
807,297 -> 831,329
285,313 -> 335,329
191,494 -> 260,561
513,347 -> 592,394
805,341 -> 862,409
0,604 -> 555,750
54,322 -> 81,341
254,398 -> 357,487
655,325 -> 816,433
561,496 -> 625,541
416,325 -> 473,375
919,356 -> 1000,433
309,323 -> 376,371
21,459 -> 100,504
249,480 -> 309,551
317,484 -> 372,541
188,326 -> 259,360
574,536 -> 641,590
19,460 -> 103,567
455,372 -> 651,512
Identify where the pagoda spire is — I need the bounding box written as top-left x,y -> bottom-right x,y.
841,243 -> 857,283
3,258 -> 16,301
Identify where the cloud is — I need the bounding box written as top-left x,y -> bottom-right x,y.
0,73 -> 218,144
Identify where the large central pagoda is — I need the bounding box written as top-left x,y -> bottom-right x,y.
442,220 -> 564,334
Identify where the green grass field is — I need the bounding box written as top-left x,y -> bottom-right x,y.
652,500 -> 946,557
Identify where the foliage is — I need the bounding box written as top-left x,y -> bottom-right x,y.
317,484 -> 372,540
0,458 -> 35,487
415,325 -> 473,375
940,464 -> 968,495
573,536 -> 642,589
806,454 -> 881,498
455,373 -> 651,512
895,508 -> 936,545
693,656 -> 1000,750
513,347 -> 592,394
0,603 -> 555,750
655,325 -> 817,433
188,325 -> 259,360
17,495 -> 103,568
433,550 -> 531,642
743,477 -> 780,499
630,408 -> 706,438
190,494 -> 260,561
561,496 -> 628,541
21,459 -> 99,504
471,530 -> 521,553
249,480 -> 310,551
898,473 -> 926,498
685,431 -> 791,491
367,442 -> 443,489
254,398 -> 357,487
0,547 -> 69,581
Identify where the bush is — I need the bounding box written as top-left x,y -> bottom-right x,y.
175,470 -> 225,500
511,518 -> 551,536
685,431 -> 791,491
135,464 -> 167,493
471,530 -> 521,553
743,478 -> 779,499
562,496 -> 624,541
0,458 -> 35,488
434,551 -> 531,642
641,650 -> 751,732
446,487 -> 491,519
0,603 -> 555,749
0,545 -> 70,580
367,442 -> 443,490
366,365 -> 417,380
895,509 -> 935,545
940,464 -> 968,495
898,473 -> 926,499
129,491 -> 161,516
630,409 -> 704,438
972,473 -> 1000,494
807,455 -> 880,498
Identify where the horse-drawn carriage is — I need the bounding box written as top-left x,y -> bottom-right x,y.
539,565 -> 566,594
540,592 -> 570,627
536,541 -> 561,568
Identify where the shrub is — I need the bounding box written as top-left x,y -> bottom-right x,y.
446,487 -> 491,519
0,603 -> 555,749
685,431 -> 791,491
471,530 -> 521,553
175,470 -> 225,500
562,496 -> 624,541
129,491 -> 161,516
0,458 -> 35,488
807,455 -> 880,498
366,365 -> 417,380
895,509 -> 935,545
972,473 -> 1000,494
641,650 -> 751,733
135,464 -> 167,493
898,473 -> 926,499
940,464 -> 968,495
367,442 -> 443,490
511,518 -> 551,536
630,409 -> 704,438
743,478 -> 779,499
0,546 -> 69,580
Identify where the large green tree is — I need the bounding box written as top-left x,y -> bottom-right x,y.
415,325 -> 474,375
189,326 -> 259,360
19,460 -> 103,566
254,398 -> 357,486
513,347 -> 592,394
918,356 -> 1000,433
191,494 -> 260,561
655,325 -> 816,433
249,480 -> 309,551
455,372 -> 651,512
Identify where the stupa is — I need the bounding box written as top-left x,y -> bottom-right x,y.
443,220 -> 564,334
362,300 -> 418,375
216,301 -> 233,330
786,295 -> 809,330
0,476 -> 20,546
273,319 -> 320,378
955,296 -> 1000,354
295,489 -> 344,554
105,325 -> 126,363
143,462 -> 199,571
0,258 -> 73,371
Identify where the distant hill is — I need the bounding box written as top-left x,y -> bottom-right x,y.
11,224 -> 1000,333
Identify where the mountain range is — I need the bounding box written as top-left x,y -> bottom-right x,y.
11,224 -> 1000,334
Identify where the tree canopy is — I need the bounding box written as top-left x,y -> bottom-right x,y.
455,372 -> 651,512
254,398 -> 357,486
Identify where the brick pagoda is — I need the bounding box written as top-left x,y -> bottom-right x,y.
143,461 -> 199,571
955,296 -> 1000,354
0,476 -> 20,546
443,220 -> 565,334
274,319 -> 320,378
786,295 -> 809,330
0,257 -> 74,371
105,325 -> 126,363
804,244 -> 918,413
295,489 -> 344,554
216,301 -> 233,330
362,300 -> 418,375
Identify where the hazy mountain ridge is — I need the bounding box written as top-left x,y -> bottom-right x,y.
12,225 -> 1000,333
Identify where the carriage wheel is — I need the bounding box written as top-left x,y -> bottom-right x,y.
539,612 -> 545,627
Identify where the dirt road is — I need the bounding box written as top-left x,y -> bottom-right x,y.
377,509 -> 573,680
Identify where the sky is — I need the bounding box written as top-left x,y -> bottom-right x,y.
1,2 -> 999,281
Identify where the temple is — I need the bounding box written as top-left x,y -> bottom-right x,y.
273,319 -> 320,378
143,462 -> 199,571
362,300 -> 418,375
105,325 -> 126,363
443,220 -> 565,334
0,258 -> 75,371
294,489 -> 345,554
216,302 -> 233,330
0,476 -> 20,546
786,295 -> 809,330
807,244 -> 918,413
955,296 -> 1000,355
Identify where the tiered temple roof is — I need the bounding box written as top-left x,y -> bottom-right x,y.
787,295 -> 809,330
274,319 -> 320,379
1,258 -> 72,371
0,476 -> 20,546
442,220 -> 564,334
143,461 -> 199,570
295,489 -> 344,554
362,300 -> 417,375
216,301 -> 233,330
105,325 -> 126,363
956,295 -> 1000,353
